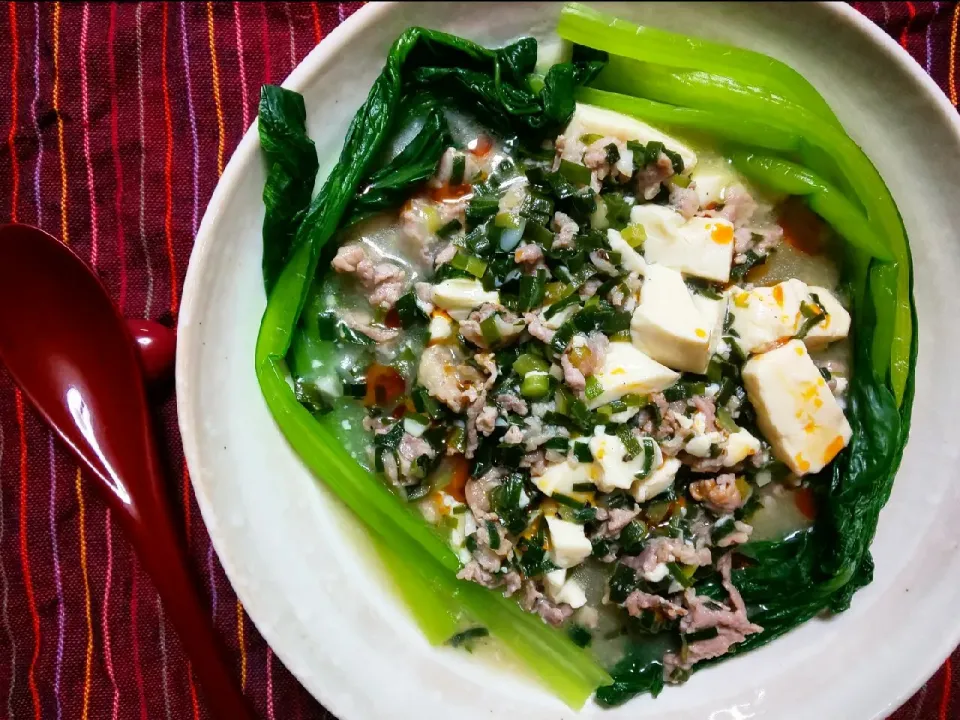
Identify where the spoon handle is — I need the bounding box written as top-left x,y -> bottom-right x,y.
121,435 -> 254,720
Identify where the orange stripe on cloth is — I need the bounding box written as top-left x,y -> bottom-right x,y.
208,1 -> 226,175
53,1 -> 68,245
75,469 -> 94,720
311,2 -> 322,45
951,2 -> 959,106
15,391 -> 41,720
161,4 -> 178,314
7,2 -> 19,223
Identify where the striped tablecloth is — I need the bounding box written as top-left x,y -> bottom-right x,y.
0,3 -> 954,719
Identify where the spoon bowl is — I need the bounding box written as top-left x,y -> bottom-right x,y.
0,223 -> 251,720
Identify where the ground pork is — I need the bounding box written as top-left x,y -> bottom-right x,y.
434,242 -> 457,267
457,560 -> 499,588
496,393 -> 528,417
580,276 -> 604,298
524,312 -> 556,344
341,311 -> 400,343
476,520 -> 513,558
718,184 -> 757,226
733,225 -> 783,265
520,450 -> 547,477
626,537 -> 713,574
475,406 -> 498,436
582,136 -> 631,190
670,184 -> 700,219
561,352 -> 586,392
689,473 -> 744,515
502,425 -> 524,444
553,133 -> 586,172
417,345 -> 484,413
690,396 -> 718,431
662,553 -> 762,676
332,245 -> 407,309
589,249 -> 619,276
521,415 -> 566,452
624,590 -> 688,620
552,211 -> 579,250
717,520 -> 753,548
514,243 -> 544,265
396,433 -> 436,479
636,152 -> 674,200
519,580 -> 574,627
465,468 -> 503,521
601,507 -> 641,537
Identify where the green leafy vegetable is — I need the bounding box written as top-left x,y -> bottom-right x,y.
258,86 -> 320,294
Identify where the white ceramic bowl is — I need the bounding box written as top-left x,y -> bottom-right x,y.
177,3 -> 960,718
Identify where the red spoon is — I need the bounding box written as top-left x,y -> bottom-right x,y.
0,224 -> 253,720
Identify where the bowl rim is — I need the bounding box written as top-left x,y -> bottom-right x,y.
176,2 -> 960,717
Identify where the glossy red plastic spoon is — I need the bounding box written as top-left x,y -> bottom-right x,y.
0,224 -> 252,720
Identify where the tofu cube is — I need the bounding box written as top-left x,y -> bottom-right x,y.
544,568 -> 567,597
607,228 -> 648,274
742,340 -> 852,476
562,103 -> 698,173
631,263 -> 722,373
431,279 -> 499,312
729,280 -> 851,355
554,577 -> 588,609
586,342 -> 680,410
533,459 -> 593,498
690,158 -> 742,208
545,516 -> 593,569
588,427 -> 663,493
632,457 -> 682,502
630,205 -> 735,282
804,286 -> 852,351
722,428 -> 762,467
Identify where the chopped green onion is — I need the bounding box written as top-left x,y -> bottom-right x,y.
519,269 -> 547,312
796,294 -> 827,339
486,520 -> 501,550
495,212 -> 522,229
645,500 -> 672,525
635,437 -> 658,479
450,153 -> 466,185
480,315 -> 502,345
553,493 -> 586,509
520,371 -> 551,399
667,562 -> 697,588
544,290 -> 580,319
573,441 -> 594,463
558,159 -> 593,186
446,626 -> 490,650
716,407 -> 739,433
584,375 -> 603,401
579,133 -> 603,145
572,482 -> 595,492
437,218 -> 463,238
544,437 -> 571,452
451,250 -> 488,278
514,353 -> 550,376
523,222 -> 554,246
395,292 -> 428,328
621,223 -> 647,249
671,173 -> 691,188
711,515 -> 737,543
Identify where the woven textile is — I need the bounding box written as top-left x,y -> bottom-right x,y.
0,3 -> 955,719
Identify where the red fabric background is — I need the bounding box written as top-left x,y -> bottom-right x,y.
0,2 -> 953,719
